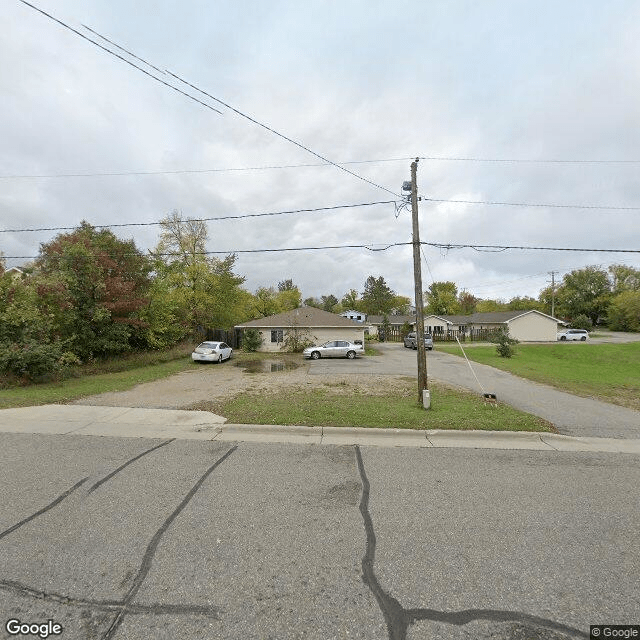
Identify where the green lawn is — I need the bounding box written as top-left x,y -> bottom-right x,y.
214,380 -> 555,432
0,349 -> 293,408
0,359 -> 198,408
436,342 -> 640,410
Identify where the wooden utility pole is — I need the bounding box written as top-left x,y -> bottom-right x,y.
410,158 -> 429,406
549,271 -> 558,317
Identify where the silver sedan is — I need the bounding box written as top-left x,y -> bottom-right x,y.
303,341 -> 364,360
191,341 -> 233,363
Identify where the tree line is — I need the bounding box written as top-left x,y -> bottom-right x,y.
2,212 -> 638,380
303,267 -> 640,333
420,265 -> 640,332
0,216 -> 404,380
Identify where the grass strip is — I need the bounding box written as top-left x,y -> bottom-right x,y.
436,342 -> 640,410
0,359 -> 197,408
216,381 -> 555,432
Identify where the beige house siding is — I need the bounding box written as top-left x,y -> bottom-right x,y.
422,310 -> 561,342
236,307 -> 365,352
255,326 -> 364,352
507,313 -> 558,342
423,317 -> 451,335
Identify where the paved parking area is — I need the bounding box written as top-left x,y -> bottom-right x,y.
309,343 -> 640,439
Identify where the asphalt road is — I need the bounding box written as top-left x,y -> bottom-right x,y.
1,433 -> 638,639
308,343 -> 640,439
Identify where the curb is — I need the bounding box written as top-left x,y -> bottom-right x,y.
0,405 -> 638,454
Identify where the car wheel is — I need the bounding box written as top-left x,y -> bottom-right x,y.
218,354 -> 223,363
412,344 -> 417,350
581,336 -> 586,341
346,350 -> 356,359
560,336 -> 567,341
311,351 -> 321,360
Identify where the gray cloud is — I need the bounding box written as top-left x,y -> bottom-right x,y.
1,0 -> 638,304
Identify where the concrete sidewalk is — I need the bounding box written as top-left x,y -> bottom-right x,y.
0,404 -> 639,454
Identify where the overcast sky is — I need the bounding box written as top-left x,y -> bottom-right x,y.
2,1 -> 639,303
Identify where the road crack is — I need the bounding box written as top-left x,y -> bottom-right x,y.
354,445 -> 588,639
101,444 -> 237,639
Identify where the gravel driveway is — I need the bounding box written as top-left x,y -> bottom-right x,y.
71,356 -> 411,410
73,340 -> 640,439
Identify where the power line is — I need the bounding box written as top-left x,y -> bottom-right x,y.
1,242 -> 413,260
423,197 -> 640,212
17,1 -> 223,117
420,156 -> 640,164
424,242 -> 640,253
0,158 -> 413,180
0,200 -> 396,233
161,66 -> 400,197
461,258 -> 640,294
3,241 -> 639,262
19,1 -> 400,198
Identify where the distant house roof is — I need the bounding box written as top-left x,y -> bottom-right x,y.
425,310 -> 561,325
236,306 -> 363,329
367,315 -> 415,326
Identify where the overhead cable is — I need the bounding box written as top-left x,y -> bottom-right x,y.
3,241 -> 639,261
17,1 -> 223,116
423,197 -> 640,211
0,158 -> 413,180
0,200 -> 396,233
0,242 -> 413,260
423,242 -> 640,254
19,1 -> 400,198
420,156 -> 640,164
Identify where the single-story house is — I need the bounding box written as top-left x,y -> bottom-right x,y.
235,307 -> 365,352
423,310 -> 564,342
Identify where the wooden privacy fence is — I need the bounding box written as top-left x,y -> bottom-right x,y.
380,327 -> 502,343
196,327 -> 239,347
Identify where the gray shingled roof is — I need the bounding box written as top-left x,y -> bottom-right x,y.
235,307 -> 363,328
427,310 -> 560,324
367,315 -> 415,325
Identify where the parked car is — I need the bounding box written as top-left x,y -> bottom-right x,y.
191,341 -> 233,362
557,329 -> 589,342
403,332 -> 434,350
303,340 -> 364,360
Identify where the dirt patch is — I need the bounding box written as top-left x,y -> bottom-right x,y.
71,358 -> 410,410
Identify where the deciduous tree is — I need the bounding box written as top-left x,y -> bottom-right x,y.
607,290 -> 640,332
425,281 -> 460,315
361,276 -> 396,315
37,221 -> 152,358
556,266 -> 611,324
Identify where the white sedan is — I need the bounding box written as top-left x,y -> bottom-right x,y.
557,329 -> 589,342
191,341 -> 233,363
303,341 -> 364,360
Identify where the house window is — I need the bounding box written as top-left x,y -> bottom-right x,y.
271,329 -> 283,343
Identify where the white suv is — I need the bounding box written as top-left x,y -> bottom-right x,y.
557,329 -> 589,342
